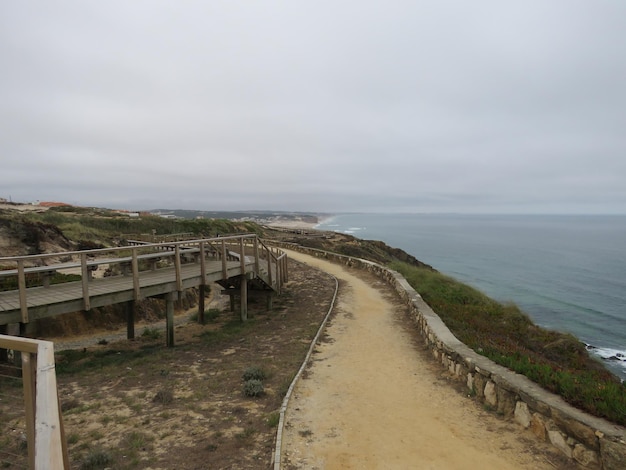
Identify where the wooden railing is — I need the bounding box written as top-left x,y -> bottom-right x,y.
0,235 -> 287,324
0,335 -> 69,469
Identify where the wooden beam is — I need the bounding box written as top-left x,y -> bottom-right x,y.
126,300 -> 135,340
199,241 -> 206,283
18,259 -> 28,323
34,341 -> 67,469
131,248 -> 141,301
165,292 -> 175,347
221,240 -> 227,279
81,252 -> 90,311
174,245 -> 183,292
22,351 -> 36,469
239,238 -> 245,273
240,275 -> 247,322
254,237 -> 260,275
198,284 -> 205,324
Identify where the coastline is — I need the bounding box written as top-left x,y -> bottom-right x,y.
264,214 -> 335,231
307,213 -> 626,381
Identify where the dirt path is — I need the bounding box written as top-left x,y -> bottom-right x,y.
280,250 -> 567,470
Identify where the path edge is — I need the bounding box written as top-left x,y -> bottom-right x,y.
272,260 -> 339,470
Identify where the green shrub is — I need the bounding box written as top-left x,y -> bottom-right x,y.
242,366 -> 266,381
141,327 -> 162,340
243,379 -> 264,397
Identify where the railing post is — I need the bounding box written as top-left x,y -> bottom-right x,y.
199,241 -> 206,283
17,259 -> 29,323
35,341 -> 67,469
239,237 -> 245,273
174,244 -> 183,291
80,252 -> 90,311
266,246 -> 273,286
221,240 -> 227,279
254,237 -> 260,274
22,350 -> 36,469
283,254 -> 289,283
131,248 -> 141,301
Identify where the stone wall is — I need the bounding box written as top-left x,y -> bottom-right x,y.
275,242 -> 626,470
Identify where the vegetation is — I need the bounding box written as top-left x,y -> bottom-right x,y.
0,206 -> 263,254
390,261 -> 626,426
242,379 -> 265,397
3,203 -> 624,427
0,272 -> 81,292
242,366 -> 267,381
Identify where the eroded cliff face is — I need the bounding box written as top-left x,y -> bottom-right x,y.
0,213 -> 73,257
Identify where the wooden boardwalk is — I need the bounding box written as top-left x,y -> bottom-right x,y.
0,235 -> 287,335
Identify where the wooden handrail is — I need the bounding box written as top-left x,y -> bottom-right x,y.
1,235 -> 287,321
0,335 -> 69,469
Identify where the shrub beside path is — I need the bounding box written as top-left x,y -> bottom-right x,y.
280,249 -> 573,470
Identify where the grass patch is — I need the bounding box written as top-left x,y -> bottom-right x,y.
266,412 -> 280,428
390,261 -> 626,426
80,449 -> 113,469
56,345 -> 164,375
199,318 -> 255,345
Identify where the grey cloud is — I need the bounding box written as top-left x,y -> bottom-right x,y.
1,1 -> 625,213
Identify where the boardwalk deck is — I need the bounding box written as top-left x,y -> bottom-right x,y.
0,235 -> 285,327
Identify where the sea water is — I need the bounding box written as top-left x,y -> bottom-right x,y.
316,214 -> 626,380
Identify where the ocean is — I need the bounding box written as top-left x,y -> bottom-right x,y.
316,214 -> 626,380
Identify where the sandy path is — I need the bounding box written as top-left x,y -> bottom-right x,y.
280,250 -> 563,470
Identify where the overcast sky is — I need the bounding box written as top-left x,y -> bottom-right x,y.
1,1 -> 625,214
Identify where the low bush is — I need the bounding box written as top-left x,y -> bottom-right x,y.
243,379 -> 264,397
242,366 -> 266,381
390,261 -> 626,426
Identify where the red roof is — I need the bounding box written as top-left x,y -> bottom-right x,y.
38,201 -> 72,207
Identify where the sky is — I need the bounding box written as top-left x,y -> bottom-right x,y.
1,1 -> 625,214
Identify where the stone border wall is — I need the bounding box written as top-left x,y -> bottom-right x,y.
275,242 -> 626,470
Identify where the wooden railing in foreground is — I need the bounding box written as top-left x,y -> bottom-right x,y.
0,334 -> 69,469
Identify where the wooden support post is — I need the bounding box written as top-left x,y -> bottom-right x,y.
198,284 -> 205,324
166,292 -> 175,347
0,324 -> 7,362
126,300 -> 135,340
230,294 -> 235,312
284,255 -> 289,283
266,292 -> 273,311
240,275 -> 248,322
